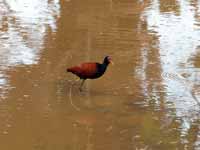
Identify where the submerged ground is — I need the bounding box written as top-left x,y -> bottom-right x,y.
0,0 -> 200,149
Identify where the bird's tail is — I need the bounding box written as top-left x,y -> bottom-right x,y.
66,68 -> 72,72
66,66 -> 81,74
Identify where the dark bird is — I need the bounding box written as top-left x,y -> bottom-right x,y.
67,56 -> 113,91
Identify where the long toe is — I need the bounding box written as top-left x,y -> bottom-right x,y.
79,87 -> 83,92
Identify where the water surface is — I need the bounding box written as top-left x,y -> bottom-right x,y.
0,0 -> 200,149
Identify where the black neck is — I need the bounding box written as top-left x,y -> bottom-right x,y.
102,62 -> 109,68
102,59 -> 110,66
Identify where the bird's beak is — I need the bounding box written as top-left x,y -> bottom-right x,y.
110,60 -> 114,65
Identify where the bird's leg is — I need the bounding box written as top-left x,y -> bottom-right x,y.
75,78 -> 80,82
79,79 -> 85,92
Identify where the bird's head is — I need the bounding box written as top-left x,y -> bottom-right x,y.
104,56 -> 113,65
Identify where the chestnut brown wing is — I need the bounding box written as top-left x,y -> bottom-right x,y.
78,63 -> 98,78
67,63 -> 98,79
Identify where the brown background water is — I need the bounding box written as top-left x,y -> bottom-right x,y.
0,0 -> 200,149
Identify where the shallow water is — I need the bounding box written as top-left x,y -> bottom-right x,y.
0,0 -> 200,149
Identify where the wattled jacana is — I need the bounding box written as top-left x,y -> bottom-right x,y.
67,56 -> 113,91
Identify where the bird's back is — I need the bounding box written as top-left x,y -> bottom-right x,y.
67,62 -> 99,79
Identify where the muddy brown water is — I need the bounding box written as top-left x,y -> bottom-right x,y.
0,0 -> 200,149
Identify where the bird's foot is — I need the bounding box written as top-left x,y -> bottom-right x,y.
79,87 -> 83,92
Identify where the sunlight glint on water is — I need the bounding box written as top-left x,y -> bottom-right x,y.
144,0 -> 200,138
0,0 -> 60,99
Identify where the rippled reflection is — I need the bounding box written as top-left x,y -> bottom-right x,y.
0,0 -> 60,99
144,0 -> 200,142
